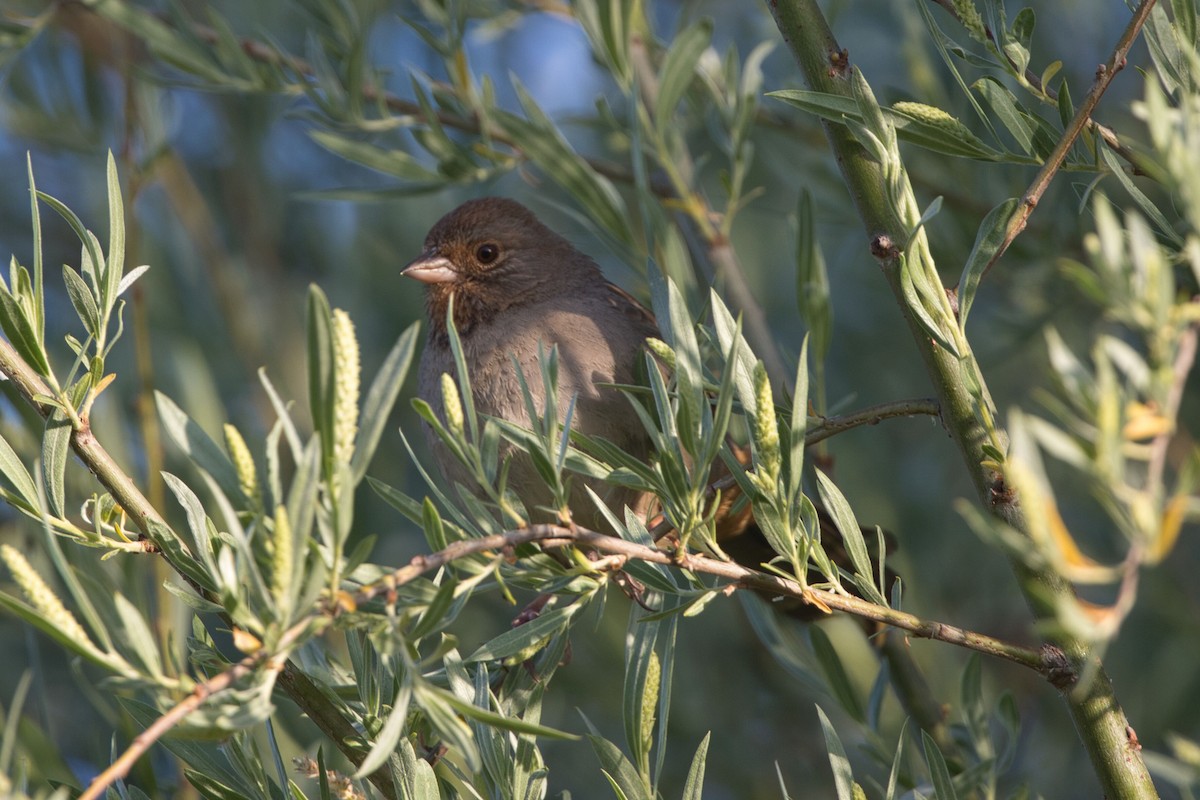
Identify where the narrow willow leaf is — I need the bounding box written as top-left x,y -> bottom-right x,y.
972,78 -> 1034,154
957,197 -> 1020,330
654,19 -> 712,129
465,606 -> 578,662
666,277 -> 703,439
62,265 -> 99,337
41,409 -> 71,518
438,685 -> 577,740
1099,144 -> 1183,246
500,81 -> 629,244
394,737 -> 439,800
710,289 -> 757,416
816,705 -> 855,800
354,679 -> 412,778
796,191 -> 832,361
103,152 -> 125,309
923,730 -> 958,799
681,732 -> 710,800
311,131 -> 441,182
586,735 -> 652,800
898,255 -> 959,357
352,322 -> 419,482
112,592 -> 163,680
769,91 -> 1001,159
306,285 -> 336,472
155,391 -> 246,505
788,337 -> 810,503
34,191 -> 103,298
814,470 -> 887,605
885,719 -> 909,800
26,154 -> 44,347
623,606 -> 659,780
809,626 -> 864,722
0,288 -> 51,376
0,430 -> 39,507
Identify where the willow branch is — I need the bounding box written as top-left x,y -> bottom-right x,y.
764,0 -> 1158,796
926,0 -> 1150,177
805,396 -> 941,445
0,337 -> 397,800
354,524 -> 1057,677
978,0 -> 1157,281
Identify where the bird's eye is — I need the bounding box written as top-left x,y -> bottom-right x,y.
476,243 -> 500,265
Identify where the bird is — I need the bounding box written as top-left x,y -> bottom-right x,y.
403,197 -> 891,615
402,196 -> 660,534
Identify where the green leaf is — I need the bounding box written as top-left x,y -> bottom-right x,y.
654,19 -> 712,129
586,735 -> 652,800
311,131 -> 441,183
41,409 -> 71,518
394,737 -> 440,800
816,705 -> 855,800
0,286 -> 51,376
438,684 -> 577,740
795,191 -> 832,361
34,191 -> 104,303
972,78 -> 1034,154
682,732 -> 710,800
665,277 -> 703,442
155,391 -> 247,506
62,264 -> 99,337
957,198 -> 1020,330
788,336 -> 810,503
498,81 -> 629,245
112,592 -> 163,679
25,154 -> 44,350
898,254 -> 959,357
306,285 -> 336,474
1099,144 -> 1183,246
808,626 -> 864,722
355,679 -> 412,778
0,430 -> 39,507
814,470 -> 886,604
465,605 -> 578,662
351,321 -> 418,483
885,719 -> 909,800
922,729 -> 958,799
103,152 -> 125,311
768,90 -> 1001,160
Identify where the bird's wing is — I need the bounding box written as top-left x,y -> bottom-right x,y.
603,280 -> 661,340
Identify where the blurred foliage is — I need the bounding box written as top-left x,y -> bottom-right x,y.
0,0 -> 1196,799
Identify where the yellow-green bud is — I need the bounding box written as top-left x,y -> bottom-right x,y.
0,544 -> 98,657
271,505 -> 293,609
645,337 -> 677,371
223,423 -> 258,503
892,102 -> 987,150
441,373 -> 465,437
640,650 -> 661,749
331,308 -> 360,466
950,0 -> 987,43
752,362 -> 780,481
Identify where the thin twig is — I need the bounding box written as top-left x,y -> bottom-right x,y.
805,396 -> 941,445
0,337 -> 398,800
926,0 -> 1148,176
79,655 -> 281,800
360,524 -> 1056,677
978,0 -> 1158,282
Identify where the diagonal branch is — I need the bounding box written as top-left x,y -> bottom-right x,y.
977,0 -> 1158,282
0,336 -> 398,800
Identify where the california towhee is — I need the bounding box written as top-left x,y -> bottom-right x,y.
404,197 -> 889,607
403,197 -> 659,533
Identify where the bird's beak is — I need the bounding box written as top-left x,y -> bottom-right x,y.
402,251 -> 458,284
